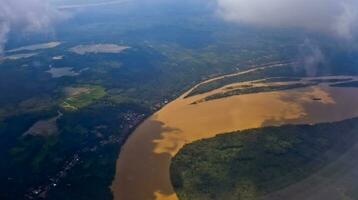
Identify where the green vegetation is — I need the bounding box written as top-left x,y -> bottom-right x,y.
310,78 -> 353,83
171,118 -> 358,200
61,85 -> 106,111
331,80 -> 358,87
30,136 -> 58,170
192,76 -> 355,104
195,83 -> 315,103
256,77 -> 302,83
186,63 -> 307,97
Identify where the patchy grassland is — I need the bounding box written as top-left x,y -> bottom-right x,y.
61,86 -> 106,111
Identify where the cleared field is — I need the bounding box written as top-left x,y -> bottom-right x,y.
61,86 -> 106,111
23,112 -> 62,137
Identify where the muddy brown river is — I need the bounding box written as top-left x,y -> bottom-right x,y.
111,67 -> 358,200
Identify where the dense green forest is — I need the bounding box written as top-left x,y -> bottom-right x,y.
171,118 -> 358,200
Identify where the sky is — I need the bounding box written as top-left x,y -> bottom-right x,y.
0,0 -> 63,53
217,0 -> 358,39
0,0 -> 357,53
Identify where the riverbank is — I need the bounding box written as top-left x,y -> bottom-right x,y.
111,65 -> 358,200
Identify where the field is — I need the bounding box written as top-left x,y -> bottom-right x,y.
61,85 -> 107,110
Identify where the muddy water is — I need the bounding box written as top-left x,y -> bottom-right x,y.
111,76 -> 358,200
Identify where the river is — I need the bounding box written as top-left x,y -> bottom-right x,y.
111,66 -> 358,200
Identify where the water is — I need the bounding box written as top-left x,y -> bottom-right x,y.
111,75 -> 358,200
46,67 -> 79,78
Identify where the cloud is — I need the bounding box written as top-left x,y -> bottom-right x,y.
299,39 -> 325,76
0,24 -> 10,53
0,0 -> 63,53
216,0 -> 358,39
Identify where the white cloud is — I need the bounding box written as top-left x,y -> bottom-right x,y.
300,39 -> 325,76
216,0 -> 358,39
0,0 -> 64,53
0,24 -> 10,53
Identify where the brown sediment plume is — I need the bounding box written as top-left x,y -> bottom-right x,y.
111,73 -> 358,200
